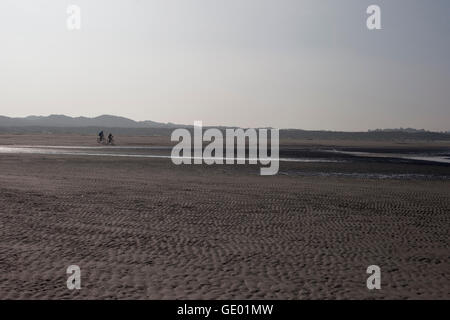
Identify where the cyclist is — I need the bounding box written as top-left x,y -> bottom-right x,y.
107,133 -> 114,145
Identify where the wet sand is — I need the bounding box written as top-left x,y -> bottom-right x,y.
0,134 -> 449,299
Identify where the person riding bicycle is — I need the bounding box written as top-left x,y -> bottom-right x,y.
98,130 -> 104,142
107,133 -> 114,144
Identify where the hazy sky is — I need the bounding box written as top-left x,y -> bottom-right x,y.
1,0 -> 449,131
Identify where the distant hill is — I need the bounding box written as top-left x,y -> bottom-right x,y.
0,115 -> 177,128
0,115 -> 449,141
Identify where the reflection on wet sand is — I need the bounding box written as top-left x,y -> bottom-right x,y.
0,145 -> 339,163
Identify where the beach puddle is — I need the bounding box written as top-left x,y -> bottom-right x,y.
326,149 -> 450,164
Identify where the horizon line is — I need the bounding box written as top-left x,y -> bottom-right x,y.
0,113 -> 448,133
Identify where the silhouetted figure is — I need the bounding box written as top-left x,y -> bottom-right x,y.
98,130 -> 104,142
107,133 -> 114,145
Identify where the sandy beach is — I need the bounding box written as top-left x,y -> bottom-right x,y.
0,134 -> 449,299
